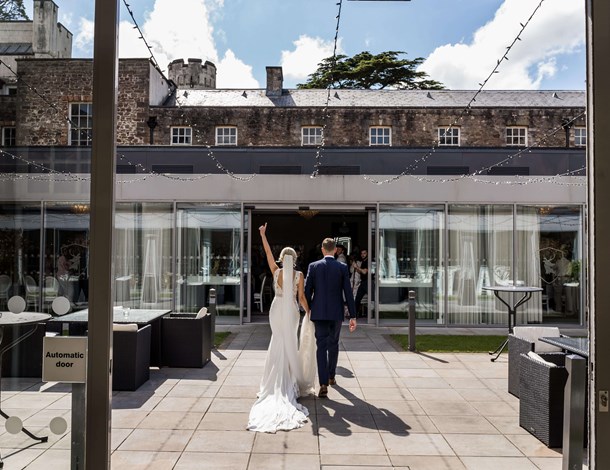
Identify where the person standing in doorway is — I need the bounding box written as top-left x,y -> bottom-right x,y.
335,244 -> 347,264
353,249 -> 369,318
305,238 -> 357,398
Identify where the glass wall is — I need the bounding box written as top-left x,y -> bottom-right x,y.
378,206 -> 444,324
0,203 -> 42,310
517,205 -> 583,323
114,202 -> 174,309
42,203 -> 91,312
0,202 -> 584,326
175,204 -> 241,322
447,205 -> 513,325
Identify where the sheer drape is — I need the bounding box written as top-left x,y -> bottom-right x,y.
517,207 -> 542,323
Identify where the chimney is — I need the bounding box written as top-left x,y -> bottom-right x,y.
266,66 -> 283,97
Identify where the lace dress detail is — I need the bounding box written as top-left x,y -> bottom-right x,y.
247,269 -> 309,433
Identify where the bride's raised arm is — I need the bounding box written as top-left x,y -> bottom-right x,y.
259,223 -> 279,275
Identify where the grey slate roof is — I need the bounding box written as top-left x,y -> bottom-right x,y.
168,89 -> 585,109
0,43 -> 33,55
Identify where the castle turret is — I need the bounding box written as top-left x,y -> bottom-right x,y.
168,58 -> 217,89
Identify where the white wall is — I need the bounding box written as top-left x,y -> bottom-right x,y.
0,174 -> 587,206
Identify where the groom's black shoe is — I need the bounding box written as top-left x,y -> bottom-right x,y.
318,385 -> 328,398
329,378 -> 336,386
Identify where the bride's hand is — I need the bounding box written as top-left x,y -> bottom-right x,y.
259,223 -> 267,236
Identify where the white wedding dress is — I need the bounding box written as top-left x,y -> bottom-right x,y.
247,257 -> 316,433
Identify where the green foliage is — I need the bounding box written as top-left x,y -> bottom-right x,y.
214,331 -> 230,348
298,51 -> 444,90
0,0 -> 29,20
390,334 -> 507,353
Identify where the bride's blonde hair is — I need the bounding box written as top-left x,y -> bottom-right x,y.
278,247 -> 297,267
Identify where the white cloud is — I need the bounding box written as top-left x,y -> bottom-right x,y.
72,0 -> 257,86
280,35 -> 343,85
217,50 -> 259,88
74,18 -> 94,54
60,12 -> 73,28
421,0 -> 584,89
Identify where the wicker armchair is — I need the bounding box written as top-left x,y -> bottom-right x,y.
508,326 -> 562,398
112,323 -> 151,391
519,352 -> 568,447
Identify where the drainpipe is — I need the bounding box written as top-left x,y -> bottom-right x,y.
147,116 -> 158,145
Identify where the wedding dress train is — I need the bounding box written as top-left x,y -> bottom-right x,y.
247,262 -> 315,433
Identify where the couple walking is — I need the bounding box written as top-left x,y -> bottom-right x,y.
247,224 -> 357,433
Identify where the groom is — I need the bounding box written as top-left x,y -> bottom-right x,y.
305,238 -> 357,398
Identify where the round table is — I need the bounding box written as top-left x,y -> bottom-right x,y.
482,285 -> 543,362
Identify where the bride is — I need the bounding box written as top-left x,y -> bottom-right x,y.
247,223 -> 316,433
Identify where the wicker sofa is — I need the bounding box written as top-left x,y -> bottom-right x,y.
519,351 -> 568,447
508,326 -> 563,397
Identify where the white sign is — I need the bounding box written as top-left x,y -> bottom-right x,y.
43,337 -> 87,383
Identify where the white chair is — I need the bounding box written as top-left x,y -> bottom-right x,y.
43,276 -> 60,312
24,275 -> 39,310
0,274 -> 10,308
253,275 -> 267,312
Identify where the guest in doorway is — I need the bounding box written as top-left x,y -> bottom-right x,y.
353,249 -> 369,318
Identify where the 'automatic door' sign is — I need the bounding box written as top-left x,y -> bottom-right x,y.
43,336 -> 88,383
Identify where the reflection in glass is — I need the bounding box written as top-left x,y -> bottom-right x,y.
0,203 -> 41,311
114,203 -> 173,310
43,203 -> 90,312
447,205 -> 513,325
518,206 -> 582,323
378,206 -> 444,324
176,204 -> 241,320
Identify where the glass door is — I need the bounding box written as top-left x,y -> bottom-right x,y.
175,204 -> 242,324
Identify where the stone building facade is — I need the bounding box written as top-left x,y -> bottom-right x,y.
0,0 -> 72,91
9,57 -> 586,153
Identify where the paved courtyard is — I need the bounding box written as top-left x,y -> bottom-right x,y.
0,324 -> 588,469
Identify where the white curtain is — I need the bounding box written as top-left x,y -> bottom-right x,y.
486,207 -> 513,324
516,207 -> 542,323
449,207 -> 480,324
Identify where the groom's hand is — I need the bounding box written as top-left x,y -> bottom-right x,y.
348,318 -> 357,333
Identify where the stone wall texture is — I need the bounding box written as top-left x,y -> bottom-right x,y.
12,58 -> 586,149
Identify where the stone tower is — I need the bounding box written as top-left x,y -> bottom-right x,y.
167,58 -> 217,89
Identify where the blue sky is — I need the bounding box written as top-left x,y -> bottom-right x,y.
30,0 -> 585,90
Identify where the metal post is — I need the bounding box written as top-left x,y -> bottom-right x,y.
562,355 -> 587,470
71,383 -> 85,470
408,290 -> 416,352
209,288 -> 216,347
85,0 -> 120,467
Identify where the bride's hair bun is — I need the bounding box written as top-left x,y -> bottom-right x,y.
278,247 -> 297,266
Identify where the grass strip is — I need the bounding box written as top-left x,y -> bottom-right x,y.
390,334 -> 507,353
214,331 -> 231,348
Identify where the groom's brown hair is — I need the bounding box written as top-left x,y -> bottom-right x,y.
322,238 -> 336,253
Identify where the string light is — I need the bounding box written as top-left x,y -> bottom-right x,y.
311,0 -> 343,178
0,0 -> 583,187
121,0 -> 255,182
363,0 -> 552,185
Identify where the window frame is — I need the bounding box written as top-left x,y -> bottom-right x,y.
69,102 -> 93,146
505,126 -> 528,147
438,127 -> 460,146
301,126 -> 323,146
215,126 -> 238,146
574,127 -> 587,147
1,127 -> 16,146
170,126 -> 193,146
369,126 -> 392,146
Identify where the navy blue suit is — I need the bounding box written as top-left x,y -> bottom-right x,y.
305,256 -> 356,386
